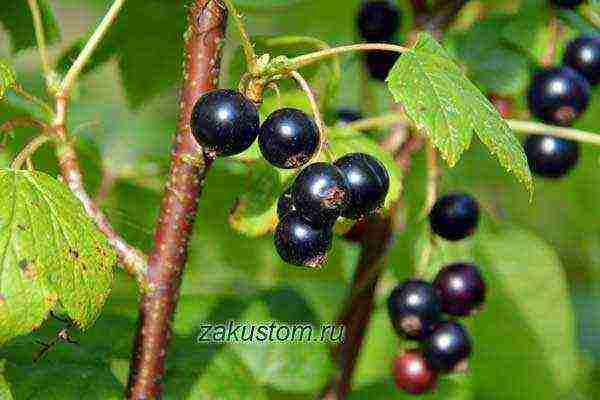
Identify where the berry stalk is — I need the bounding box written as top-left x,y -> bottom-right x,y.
125,1 -> 227,398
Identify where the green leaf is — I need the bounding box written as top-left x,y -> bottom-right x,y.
0,62 -> 16,100
0,169 -> 115,344
0,360 -> 13,400
501,0 -> 553,63
0,0 -> 60,53
387,32 -> 532,194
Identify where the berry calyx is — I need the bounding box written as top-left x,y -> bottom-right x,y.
365,51 -> 399,81
357,0 -> 401,42
191,89 -> 260,157
527,67 -> 590,126
523,135 -> 579,178
550,0 -> 584,8
291,162 -> 350,226
259,108 -> 319,169
429,194 -> 480,242
387,280 -> 441,340
423,321 -> 472,372
393,350 -> 438,395
277,187 -> 295,219
433,263 -> 486,317
563,36 -> 600,85
274,212 -> 332,268
334,153 -> 390,219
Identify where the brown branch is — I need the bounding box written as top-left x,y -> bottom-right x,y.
125,1 -> 227,398
0,116 -> 47,134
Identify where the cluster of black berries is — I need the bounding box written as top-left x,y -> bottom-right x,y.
357,0 -> 402,81
550,0 -> 585,8
388,193 -> 484,395
525,34 -> 599,178
190,89 -> 390,268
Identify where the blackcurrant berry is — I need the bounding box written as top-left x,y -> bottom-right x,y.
191,89 -> 259,157
259,108 -> 319,169
563,36 -> 600,85
277,187 -> 295,219
423,321 -> 472,372
357,0 -> 401,42
523,135 -> 579,178
393,350 -> 438,395
365,51 -> 399,81
527,67 -> 590,126
274,212 -> 332,268
335,108 -> 363,125
429,194 -> 479,242
387,280 -> 441,340
291,162 -> 350,226
433,263 -> 486,317
550,0 -> 584,8
334,153 -> 390,219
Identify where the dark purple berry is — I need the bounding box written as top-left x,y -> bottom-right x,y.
527,67 -> 590,126
365,51 -> 399,81
524,135 -> 579,178
429,194 -> 479,241
334,153 -> 389,219
335,108 -> 363,125
357,0 -> 401,42
433,263 -> 486,317
393,350 -> 438,395
191,89 -> 259,157
423,321 -> 472,372
259,108 -> 319,169
550,0 -> 584,8
387,280 -> 441,340
291,162 -> 350,226
274,212 -> 332,268
563,36 -> 600,85
277,187 -> 295,219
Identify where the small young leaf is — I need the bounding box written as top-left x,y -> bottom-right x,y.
0,169 -> 115,344
0,62 -> 16,100
387,32 -> 532,194
0,0 -> 60,53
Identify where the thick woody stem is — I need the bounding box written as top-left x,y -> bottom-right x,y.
125,1 -> 227,398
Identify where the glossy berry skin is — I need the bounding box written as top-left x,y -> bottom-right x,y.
424,321 -> 472,372
191,89 -> 259,157
523,135 -> 579,178
387,280 -> 441,340
527,67 -> 590,126
563,36 -> 600,85
274,213 -> 332,268
357,0 -> 401,42
550,0 -> 584,8
334,153 -> 390,219
429,194 -> 479,241
365,51 -> 399,81
393,350 -> 438,395
335,108 -> 363,124
277,187 -> 295,219
433,263 -> 486,317
291,162 -> 350,226
259,108 -> 319,169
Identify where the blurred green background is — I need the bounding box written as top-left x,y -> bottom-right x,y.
0,0 -> 599,398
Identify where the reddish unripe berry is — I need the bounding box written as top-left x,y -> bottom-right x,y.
393,350 -> 438,395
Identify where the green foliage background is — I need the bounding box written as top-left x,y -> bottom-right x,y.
0,0 -> 599,398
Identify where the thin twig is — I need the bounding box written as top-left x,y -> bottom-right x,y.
26,0 -> 53,82
346,113 -> 409,132
421,141 -> 438,218
10,84 -> 55,118
507,119 -> 600,146
222,0 -> 258,74
11,135 -> 52,170
0,117 -> 47,134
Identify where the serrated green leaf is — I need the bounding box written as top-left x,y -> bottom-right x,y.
0,62 -> 16,100
0,169 -> 115,344
387,32 -> 532,194
0,0 -> 60,53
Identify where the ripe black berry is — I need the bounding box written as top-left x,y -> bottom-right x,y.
291,162 -> 350,226
423,321 -> 472,372
429,194 -> 479,241
433,263 -> 486,317
550,0 -> 584,8
365,51 -> 399,81
277,187 -> 295,219
335,108 -> 363,124
387,280 -> 441,340
191,89 -> 259,157
393,350 -> 438,395
259,108 -> 319,169
274,212 -> 332,268
523,135 -> 579,178
357,0 -> 401,42
334,153 -> 390,219
563,36 -> 600,85
527,67 -> 590,126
